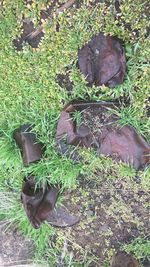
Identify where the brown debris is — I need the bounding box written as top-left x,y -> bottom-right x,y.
78,32 -> 126,87
111,252 -> 140,267
21,176 -> 59,228
47,206 -> 80,227
13,124 -> 79,228
21,176 -> 79,228
56,102 -> 150,170
14,124 -> 44,166
98,124 -> 150,170
57,111 -> 79,145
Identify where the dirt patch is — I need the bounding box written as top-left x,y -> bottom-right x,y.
56,73 -> 73,94
59,174 -> 150,266
0,223 -> 35,266
13,20 -> 44,51
13,0 -> 61,50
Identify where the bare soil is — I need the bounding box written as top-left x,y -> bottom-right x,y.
60,174 -> 150,266
0,223 -> 34,267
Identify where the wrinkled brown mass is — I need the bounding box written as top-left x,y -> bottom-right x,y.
98,124 -> 150,170
21,176 -> 59,228
78,33 -> 126,87
14,124 -> 44,166
47,206 -> 80,227
56,102 -> 150,170
111,252 -> 140,267
21,176 -> 80,228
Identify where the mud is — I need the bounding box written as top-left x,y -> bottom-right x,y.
0,224 -> 34,266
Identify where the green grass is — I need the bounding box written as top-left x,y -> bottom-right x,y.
0,0 -> 150,266
123,237 -> 150,261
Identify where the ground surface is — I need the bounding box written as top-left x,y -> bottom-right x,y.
0,0 -> 150,266
62,175 -> 150,266
0,223 -> 34,266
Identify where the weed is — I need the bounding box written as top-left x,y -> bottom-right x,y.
123,237 -> 150,262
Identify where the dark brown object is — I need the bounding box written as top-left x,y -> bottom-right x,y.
21,176 -> 80,228
21,176 -> 59,228
78,32 -> 126,87
98,124 -> 150,170
56,102 -> 150,170
111,252 -> 140,267
14,124 -> 44,166
47,206 -> 80,227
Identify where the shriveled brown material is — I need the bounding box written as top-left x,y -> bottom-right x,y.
21,176 -> 79,228
47,206 -> 80,227
111,252 -> 140,267
14,124 -> 44,166
98,124 -> 150,170
56,102 -> 150,170
21,176 -> 59,228
78,33 -> 126,87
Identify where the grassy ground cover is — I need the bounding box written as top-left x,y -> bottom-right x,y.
0,0 -> 150,266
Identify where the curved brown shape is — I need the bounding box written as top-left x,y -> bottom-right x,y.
78,33 -> 126,87
111,252 -> 140,267
47,206 -> 80,227
56,102 -> 150,170
99,125 -> 150,170
21,176 -> 59,229
14,124 -> 44,166
21,176 -> 80,228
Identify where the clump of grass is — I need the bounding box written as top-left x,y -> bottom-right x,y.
123,237 -> 150,263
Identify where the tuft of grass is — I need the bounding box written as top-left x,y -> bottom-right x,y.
123,237 -> 150,263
